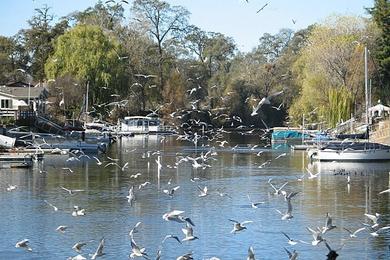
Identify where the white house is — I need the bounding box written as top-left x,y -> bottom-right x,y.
0,82 -> 48,121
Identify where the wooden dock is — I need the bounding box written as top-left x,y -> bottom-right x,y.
0,153 -> 34,168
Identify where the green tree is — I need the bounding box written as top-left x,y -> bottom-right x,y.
327,86 -> 355,127
45,24 -> 126,109
289,15 -> 379,127
68,1 -> 125,31
0,36 -> 29,84
257,29 -> 294,63
20,5 -> 68,81
368,0 -> 390,103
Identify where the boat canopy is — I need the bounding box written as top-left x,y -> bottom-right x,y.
272,130 -> 311,140
368,103 -> 390,118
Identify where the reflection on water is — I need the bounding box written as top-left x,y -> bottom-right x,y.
0,134 -> 389,259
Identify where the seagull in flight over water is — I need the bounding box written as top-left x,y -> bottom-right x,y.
15,239 -> 32,252
91,238 -> 105,259
229,219 -> 253,234
60,186 -> 85,195
163,210 -> 195,226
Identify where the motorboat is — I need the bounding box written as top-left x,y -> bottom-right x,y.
308,142 -> 390,161
116,115 -> 176,135
0,134 -> 16,149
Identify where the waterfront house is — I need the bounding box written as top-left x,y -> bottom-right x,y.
0,81 -> 48,121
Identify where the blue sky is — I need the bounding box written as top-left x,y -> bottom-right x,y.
0,0 -> 373,52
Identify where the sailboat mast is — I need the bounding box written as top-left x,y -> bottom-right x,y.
86,81 -> 89,116
84,81 -> 89,128
364,46 -> 369,125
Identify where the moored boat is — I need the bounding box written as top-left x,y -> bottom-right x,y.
308,142 -> 390,161
0,152 -> 34,168
116,115 -> 176,135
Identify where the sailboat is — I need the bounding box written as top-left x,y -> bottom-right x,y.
308,47 -> 390,161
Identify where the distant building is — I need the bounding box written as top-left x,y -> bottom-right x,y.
0,81 -> 48,121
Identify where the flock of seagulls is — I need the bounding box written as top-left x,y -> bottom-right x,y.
4,129 -> 389,259
2,84 -> 390,259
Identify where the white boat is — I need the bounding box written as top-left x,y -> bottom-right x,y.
308,142 -> 390,161
38,139 -> 107,153
116,116 -> 176,135
27,134 -> 107,153
310,160 -> 390,174
0,134 -> 16,148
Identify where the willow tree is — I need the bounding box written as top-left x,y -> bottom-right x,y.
327,87 -> 355,127
45,24 -> 126,108
289,15 -> 379,127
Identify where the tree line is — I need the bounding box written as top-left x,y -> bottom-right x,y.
0,0 -> 388,129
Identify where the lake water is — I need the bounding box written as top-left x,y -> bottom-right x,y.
1,134 -> 390,259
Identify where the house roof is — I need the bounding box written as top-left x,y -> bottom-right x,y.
5,81 -> 31,88
0,85 -> 48,99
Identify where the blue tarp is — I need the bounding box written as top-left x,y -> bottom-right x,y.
272,130 -> 310,140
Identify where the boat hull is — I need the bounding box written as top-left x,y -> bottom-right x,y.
0,134 -> 16,149
309,148 -> 390,161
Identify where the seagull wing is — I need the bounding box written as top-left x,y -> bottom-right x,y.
379,188 -> 390,194
248,246 -> 255,258
353,227 -> 366,236
168,210 -> 185,216
343,227 -> 352,235
60,186 -> 71,194
287,199 -> 293,214
269,90 -> 284,99
364,213 -> 377,223
284,247 -> 292,258
96,238 -> 104,255
307,227 -> 317,235
324,240 -> 332,252
279,182 -> 289,191
282,231 -> 292,240
269,182 -> 278,192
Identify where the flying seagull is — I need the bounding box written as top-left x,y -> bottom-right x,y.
72,240 -> 93,253
163,186 -> 180,198
162,234 -> 182,244
284,247 -> 298,260
162,210 -> 195,226
307,227 -> 323,246
182,223 -> 199,242
130,238 -> 148,259
134,73 -> 157,79
91,238 -> 105,259
229,219 -> 253,234
281,232 -> 298,245
247,194 -> 265,208
176,252 -> 193,260
256,3 -> 269,13
44,200 -> 58,211
343,227 -> 366,238
60,186 -> 84,195
247,246 -> 255,260
322,213 -> 337,234
15,239 -> 32,252
129,222 -> 142,237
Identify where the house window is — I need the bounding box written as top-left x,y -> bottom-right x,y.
1,99 -> 11,109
